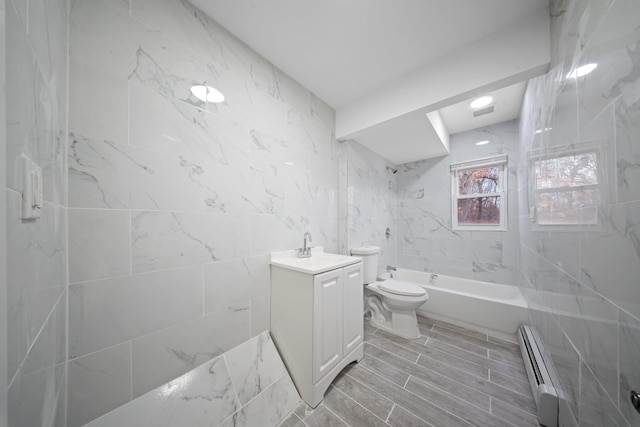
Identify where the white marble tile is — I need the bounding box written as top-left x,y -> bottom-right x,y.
67,342 -> 132,427
615,76 -> 640,204
250,128 -> 308,175
150,153 -> 207,212
6,6 -> 41,194
10,0 -> 28,28
203,255 -> 269,314
310,92 -> 336,131
68,133 -> 156,209
68,266 -> 202,358
68,208 -> 130,283
578,41 -> 640,132
225,333 -> 287,406
132,305 -> 251,397
220,374 -> 300,427
20,294 -> 64,376
287,109 -> 332,161
28,0 -> 67,76
85,356 -> 241,427
129,0 -> 230,68
131,211 -> 251,273
275,69 -> 311,117
251,294 -> 271,337
128,82 -> 251,169
250,214 -> 311,257
8,361 -> 63,427
579,202 -> 640,319
580,360 -> 629,427
619,310 -> 640,425
203,163 -> 285,215
68,60 -> 128,144
7,192 -> 66,379
538,268 -> 619,400
70,0 -> 208,108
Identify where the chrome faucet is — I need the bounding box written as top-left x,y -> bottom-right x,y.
298,232 -> 313,258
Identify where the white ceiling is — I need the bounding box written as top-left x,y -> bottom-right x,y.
190,0 -> 550,164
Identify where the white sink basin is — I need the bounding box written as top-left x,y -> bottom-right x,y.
270,248 -> 361,275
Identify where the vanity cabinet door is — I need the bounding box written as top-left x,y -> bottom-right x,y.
312,269 -> 343,383
342,263 -> 363,356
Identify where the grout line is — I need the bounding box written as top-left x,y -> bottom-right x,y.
385,404 -> 395,423
322,402 -> 351,427
403,375 -> 411,389
129,340 -> 133,400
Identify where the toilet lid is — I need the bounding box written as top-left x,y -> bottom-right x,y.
379,279 -> 426,296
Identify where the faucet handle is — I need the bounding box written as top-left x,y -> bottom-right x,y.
387,265 -> 397,271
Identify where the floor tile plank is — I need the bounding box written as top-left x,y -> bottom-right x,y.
489,369 -> 533,398
365,344 -> 490,412
331,370 -> 395,421
386,405 -> 434,427
323,386 -> 390,427
302,405 -> 348,427
404,377 -> 513,427
490,397 -> 540,426
348,365 -> 473,427
373,329 -> 489,379
365,334 -> 420,363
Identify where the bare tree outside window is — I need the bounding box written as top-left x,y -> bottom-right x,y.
451,156 -> 507,231
533,151 -> 599,225
457,168 -> 501,224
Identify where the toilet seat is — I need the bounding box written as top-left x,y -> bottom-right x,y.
378,279 -> 426,297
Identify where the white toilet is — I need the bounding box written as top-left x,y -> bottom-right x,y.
351,246 -> 429,339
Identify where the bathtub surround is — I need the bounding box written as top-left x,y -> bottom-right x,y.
82,333 -> 300,427
397,120 -> 520,285
518,0 -> 640,425
5,0 -> 69,425
345,141 -> 398,274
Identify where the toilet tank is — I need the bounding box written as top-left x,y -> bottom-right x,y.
350,246 -> 380,285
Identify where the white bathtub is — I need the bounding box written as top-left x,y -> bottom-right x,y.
394,269 -> 529,341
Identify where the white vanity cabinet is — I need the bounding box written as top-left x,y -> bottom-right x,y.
270,255 -> 363,408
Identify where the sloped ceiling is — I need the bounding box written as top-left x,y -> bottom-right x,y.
190,0 -> 550,164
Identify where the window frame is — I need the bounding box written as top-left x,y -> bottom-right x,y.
450,155 -> 508,232
528,141 -> 605,230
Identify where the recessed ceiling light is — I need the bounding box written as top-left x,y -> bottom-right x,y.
470,96 -> 494,109
284,161 -> 294,166
475,140 -> 490,146
190,85 -> 225,103
566,63 -> 597,79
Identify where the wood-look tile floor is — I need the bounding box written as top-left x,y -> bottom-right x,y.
279,316 -> 539,427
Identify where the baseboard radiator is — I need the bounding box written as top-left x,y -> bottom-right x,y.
518,325 -> 559,427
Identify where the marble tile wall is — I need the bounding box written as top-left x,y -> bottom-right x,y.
65,0 -> 338,425
83,332 -> 300,427
345,141 -> 398,275
518,0 -> 640,424
397,120 -> 520,285
5,0 -> 69,426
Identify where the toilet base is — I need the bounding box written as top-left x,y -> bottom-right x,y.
369,309 -> 421,340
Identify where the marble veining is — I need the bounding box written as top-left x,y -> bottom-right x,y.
83,332 -> 299,427
224,333 -> 287,406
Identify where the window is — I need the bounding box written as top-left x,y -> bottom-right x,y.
530,145 -> 601,226
451,155 -> 507,231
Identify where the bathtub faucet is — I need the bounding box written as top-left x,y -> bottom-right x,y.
430,273 -> 438,283
386,265 -> 397,278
